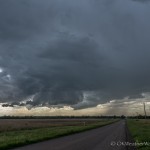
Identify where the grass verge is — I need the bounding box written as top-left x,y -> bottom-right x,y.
0,119 -> 117,150
127,119 -> 150,150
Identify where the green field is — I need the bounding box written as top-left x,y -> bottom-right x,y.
0,119 -> 117,150
127,119 -> 150,150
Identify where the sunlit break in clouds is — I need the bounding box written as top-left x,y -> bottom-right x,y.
0,0 -> 150,116
0,68 -> 3,73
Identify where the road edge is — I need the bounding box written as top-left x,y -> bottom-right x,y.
125,120 -> 137,150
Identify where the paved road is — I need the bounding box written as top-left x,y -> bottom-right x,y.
12,120 -> 136,150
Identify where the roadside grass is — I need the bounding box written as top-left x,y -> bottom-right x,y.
0,119 -> 117,150
127,119 -> 150,150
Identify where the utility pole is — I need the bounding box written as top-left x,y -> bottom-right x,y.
143,102 -> 147,119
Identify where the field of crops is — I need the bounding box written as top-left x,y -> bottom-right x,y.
0,119 -> 116,150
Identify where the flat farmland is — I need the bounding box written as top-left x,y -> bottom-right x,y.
0,119 -> 105,132
0,118 -> 117,149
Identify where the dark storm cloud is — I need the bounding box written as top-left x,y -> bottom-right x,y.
0,0 -> 150,109
132,0 -> 150,3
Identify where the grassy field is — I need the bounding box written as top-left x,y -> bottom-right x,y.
0,119 -> 117,150
127,119 -> 150,150
0,119 -> 105,132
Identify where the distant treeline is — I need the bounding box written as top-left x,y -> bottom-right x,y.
0,115 -> 149,119
0,115 -> 124,119
128,115 -> 150,119
0,115 -> 150,119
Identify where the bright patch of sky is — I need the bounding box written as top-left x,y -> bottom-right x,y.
0,68 -> 3,73
0,94 -> 150,116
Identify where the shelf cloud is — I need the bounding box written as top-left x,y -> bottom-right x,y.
0,0 -> 150,109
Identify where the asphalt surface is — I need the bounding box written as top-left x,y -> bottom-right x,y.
12,120 -> 136,150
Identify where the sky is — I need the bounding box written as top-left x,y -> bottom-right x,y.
0,0 -> 150,116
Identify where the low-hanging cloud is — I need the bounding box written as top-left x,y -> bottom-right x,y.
0,0 -> 150,109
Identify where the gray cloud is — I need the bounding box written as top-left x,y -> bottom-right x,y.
0,0 -> 150,109
132,0 -> 150,3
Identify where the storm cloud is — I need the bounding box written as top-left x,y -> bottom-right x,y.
0,0 -> 150,109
